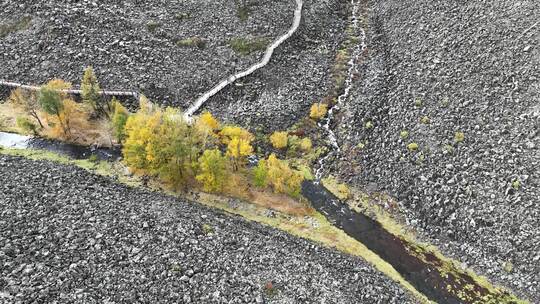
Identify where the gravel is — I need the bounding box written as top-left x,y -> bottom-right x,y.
0,154 -> 416,303
331,0 -> 539,302
0,0 -> 294,106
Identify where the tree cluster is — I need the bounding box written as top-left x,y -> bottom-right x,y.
121,100 -> 305,199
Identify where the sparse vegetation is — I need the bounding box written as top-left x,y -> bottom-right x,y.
414,97 -> 423,107
146,21 -> 161,32
454,132 -> 465,143
365,121 -> 374,129
175,12 -> 192,21
400,130 -> 409,139
420,116 -> 430,124
16,116 -> 38,135
512,180 -> 521,190
177,37 -> 206,49
236,0 -> 251,22
229,37 -> 268,55
0,16 -> 32,38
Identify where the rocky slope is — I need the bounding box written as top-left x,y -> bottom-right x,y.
0,0 -> 293,106
0,155 -> 416,303
332,0 -> 539,302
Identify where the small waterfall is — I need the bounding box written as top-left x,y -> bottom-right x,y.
315,0 -> 366,181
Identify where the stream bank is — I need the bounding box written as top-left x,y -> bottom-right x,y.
302,181 -> 525,304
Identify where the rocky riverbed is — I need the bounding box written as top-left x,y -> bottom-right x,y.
0,155 -> 416,303
0,0 -> 294,106
331,0 -> 539,302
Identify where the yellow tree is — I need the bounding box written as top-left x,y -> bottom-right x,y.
122,103 -> 162,170
266,154 -> 304,198
270,131 -> 288,149
145,108 -> 192,190
310,103 -> 328,120
219,125 -> 253,145
226,136 -> 253,171
196,149 -> 228,193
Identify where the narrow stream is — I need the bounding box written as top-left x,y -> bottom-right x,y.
0,131 -> 120,161
302,181 -> 516,304
315,0 -> 366,181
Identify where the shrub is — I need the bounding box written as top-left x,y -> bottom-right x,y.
454,132 -> 465,143
309,103 -> 328,120
299,138 -> 312,152
196,149 -> 228,192
16,116 -> 38,135
365,121 -> 374,129
400,130 -> 409,139
512,180 -> 521,190
146,21 -> 161,32
177,37 -> 206,49
202,224 -> 214,234
229,37 -> 268,55
270,131 -> 288,149
407,143 -> 419,151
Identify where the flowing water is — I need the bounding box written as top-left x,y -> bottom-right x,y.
315,0 -> 366,181
0,131 -> 120,161
302,181 -> 516,304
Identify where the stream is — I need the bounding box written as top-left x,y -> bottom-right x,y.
315,0 -> 366,181
0,131 -> 120,161
302,181 -> 514,304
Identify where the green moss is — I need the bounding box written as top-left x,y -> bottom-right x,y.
174,13 -> 192,21
0,16 -> 32,38
512,180 -> 521,190
321,176 -> 351,200
176,37 -> 206,49
229,37 -> 268,55
146,21 -> 161,32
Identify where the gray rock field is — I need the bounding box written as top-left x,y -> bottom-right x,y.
0,155 -> 415,303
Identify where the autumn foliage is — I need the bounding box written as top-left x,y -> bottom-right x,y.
120,100 -> 305,200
